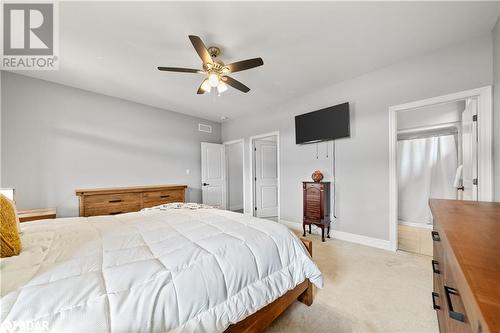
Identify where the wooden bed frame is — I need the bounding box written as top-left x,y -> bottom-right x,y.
224,238 -> 314,333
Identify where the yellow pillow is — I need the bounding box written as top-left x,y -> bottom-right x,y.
0,194 -> 22,257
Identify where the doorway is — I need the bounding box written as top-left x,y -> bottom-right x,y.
224,139 -> 245,213
397,100 -> 465,255
250,132 -> 280,222
389,86 -> 493,252
200,141 -> 245,212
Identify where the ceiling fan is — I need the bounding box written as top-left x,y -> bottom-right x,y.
158,35 -> 264,94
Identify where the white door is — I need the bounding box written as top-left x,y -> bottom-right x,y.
461,98 -> 478,200
201,142 -> 226,209
254,139 -> 278,217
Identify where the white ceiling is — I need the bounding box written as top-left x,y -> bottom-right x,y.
12,1 -> 500,122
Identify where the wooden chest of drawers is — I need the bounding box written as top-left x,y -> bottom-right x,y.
76,185 -> 187,217
303,182 -> 331,242
430,199 -> 500,333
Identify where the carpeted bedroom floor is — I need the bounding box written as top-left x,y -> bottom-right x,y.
265,230 -> 439,333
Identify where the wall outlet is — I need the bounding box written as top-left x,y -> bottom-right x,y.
186,169 -> 190,175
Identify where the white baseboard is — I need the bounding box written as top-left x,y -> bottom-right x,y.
279,219 -> 394,251
229,204 -> 243,211
333,230 -> 394,251
278,219 -> 302,231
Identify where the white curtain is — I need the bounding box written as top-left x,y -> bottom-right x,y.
398,134 -> 457,225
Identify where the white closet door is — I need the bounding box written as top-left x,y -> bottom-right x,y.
201,142 -> 226,209
461,98 -> 478,201
254,139 -> 278,217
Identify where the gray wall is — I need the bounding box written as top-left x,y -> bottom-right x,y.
1,72 -> 221,217
222,34 -> 493,241
0,75 -> 2,186
494,17 -> 500,201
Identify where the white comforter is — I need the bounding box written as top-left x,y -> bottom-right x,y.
0,208 -> 322,332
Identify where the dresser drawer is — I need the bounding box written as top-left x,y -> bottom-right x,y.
84,193 -> 141,207
83,193 -> 141,216
305,187 -> 321,200
433,272 -> 447,333
84,203 -> 141,216
443,255 -> 473,333
142,190 -> 184,207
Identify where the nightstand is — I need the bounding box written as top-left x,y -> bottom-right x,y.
18,208 -> 56,223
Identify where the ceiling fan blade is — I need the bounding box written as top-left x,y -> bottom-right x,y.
225,58 -> 263,73
222,76 -> 250,93
196,82 -> 206,94
158,66 -> 202,73
188,35 -> 213,65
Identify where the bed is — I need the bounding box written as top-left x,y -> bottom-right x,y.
0,205 -> 322,332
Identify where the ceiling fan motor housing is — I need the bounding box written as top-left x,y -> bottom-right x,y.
208,46 -> 221,58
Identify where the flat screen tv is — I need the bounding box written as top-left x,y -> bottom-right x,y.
295,102 -> 350,144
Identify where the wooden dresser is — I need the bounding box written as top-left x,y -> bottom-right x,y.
76,185 -> 187,217
430,199 -> 500,333
303,182 -> 331,242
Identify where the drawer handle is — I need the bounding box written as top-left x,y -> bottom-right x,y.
444,286 -> 466,322
431,231 -> 440,242
109,199 -> 122,203
432,292 -> 440,310
109,211 -> 122,215
432,260 -> 440,274
160,195 -> 170,198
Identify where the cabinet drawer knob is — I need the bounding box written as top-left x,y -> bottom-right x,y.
431,231 -> 441,242
432,292 -> 440,310
444,286 -> 466,322
432,260 -> 440,274
160,195 -> 170,198
109,199 -> 123,203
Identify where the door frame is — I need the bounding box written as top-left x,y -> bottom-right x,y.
388,86 -> 493,251
223,138 -> 246,213
249,131 -> 280,221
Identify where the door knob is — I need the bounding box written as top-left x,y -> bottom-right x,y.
203,183 -> 210,186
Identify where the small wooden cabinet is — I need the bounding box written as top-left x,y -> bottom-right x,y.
430,199 -> 500,333
76,185 -> 187,217
18,208 -> 56,222
302,182 -> 330,242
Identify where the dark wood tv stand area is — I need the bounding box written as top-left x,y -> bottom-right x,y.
302,182 -> 331,242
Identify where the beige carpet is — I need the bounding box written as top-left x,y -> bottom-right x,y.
265,232 -> 439,333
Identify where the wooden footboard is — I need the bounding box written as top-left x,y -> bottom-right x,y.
224,238 -> 314,333
297,238 -> 314,306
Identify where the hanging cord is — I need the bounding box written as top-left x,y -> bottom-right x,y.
326,141 -> 329,158
316,143 -> 319,159
333,141 -> 337,219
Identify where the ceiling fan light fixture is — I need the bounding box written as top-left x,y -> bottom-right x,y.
208,72 -> 220,87
200,79 -> 211,93
158,35 -> 263,94
217,82 -> 228,94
